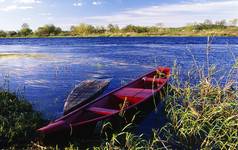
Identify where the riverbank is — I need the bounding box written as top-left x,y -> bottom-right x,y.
1,29 -> 238,39
1,20 -> 238,38
0,91 -> 45,149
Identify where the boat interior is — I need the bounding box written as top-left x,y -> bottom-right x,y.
64,67 -> 170,124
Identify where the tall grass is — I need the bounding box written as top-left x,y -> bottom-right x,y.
162,73 -> 238,149
0,91 -> 45,149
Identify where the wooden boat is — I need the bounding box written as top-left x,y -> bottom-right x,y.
37,67 -> 170,139
63,79 -> 110,115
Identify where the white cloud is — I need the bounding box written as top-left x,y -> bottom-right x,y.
22,17 -> 31,21
15,0 -> 41,4
92,1 -> 102,5
39,12 -> 52,16
73,0 -> 82,7
0,5 -> 33,11
0,0 -> 41,12
84,0 -> 238,27
39,12 -> 53,20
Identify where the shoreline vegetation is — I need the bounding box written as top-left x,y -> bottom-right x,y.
0,91 -> 45,149
0,19 -> 238,38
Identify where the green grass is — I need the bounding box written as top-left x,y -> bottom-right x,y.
161,75 -> 238,149
0,91 -> 45,149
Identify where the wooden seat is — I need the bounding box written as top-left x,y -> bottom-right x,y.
87,107 -> 119,115
114,88 -> 154,104
142,77 -> 167,84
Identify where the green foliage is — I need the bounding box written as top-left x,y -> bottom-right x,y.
0,91 -> 45,148
0,30 -> 7,37
94,26 -> 106,34
107,24 -> 119,33
159,63 -> 238,149
0,19 -> 238,37
122,25 -> 149,33
19,23 -> 33,36
70,23 -> 95,36
229,19 -> 238,26
19,28 -> 33,36
188,19 -> 227,31
7,31 -> 18,37
35,24 -> 62,36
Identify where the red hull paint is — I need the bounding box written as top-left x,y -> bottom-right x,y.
37,67 -> 170,139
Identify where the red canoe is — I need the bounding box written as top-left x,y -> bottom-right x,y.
37,66 -> 170,139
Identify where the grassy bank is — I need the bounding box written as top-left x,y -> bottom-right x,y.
0,91 -> 45,149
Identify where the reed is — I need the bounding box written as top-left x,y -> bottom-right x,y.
160,69 -> 238,149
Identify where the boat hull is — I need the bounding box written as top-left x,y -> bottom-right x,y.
37,67 -> 170,142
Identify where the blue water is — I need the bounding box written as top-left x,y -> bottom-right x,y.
0,37 -> 237,135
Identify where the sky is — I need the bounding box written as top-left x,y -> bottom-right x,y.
0,0 -> 237,30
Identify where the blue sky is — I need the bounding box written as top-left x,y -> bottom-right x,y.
0,0 -> 237,30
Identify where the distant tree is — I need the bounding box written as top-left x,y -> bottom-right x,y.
155,23 -> 164,28
70,23 -> 95,35
215,20 -> 226,28
35,24 -> 62,36
21,23 -> 30,29
19,23 -> 32,36
7,31 -> 17,37
203,19 -> 213,25
94,26 -> 106,34
54,27 -> 62,35
185,23 -> 195,31
187,19 -> 230,31
122,25 -> 149,33
229,19 -> 238,26
107,24 -> 119,33
0,30 -> 7,37
122,25 -> 136,32
148,26 -> 159,33
58,31 -> 71,36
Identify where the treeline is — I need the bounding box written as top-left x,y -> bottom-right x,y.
186,19 -> 238,30
0,19 -> 238,37
0,24 -> 63,37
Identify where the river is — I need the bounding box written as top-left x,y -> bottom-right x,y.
0,37 -> 237,136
